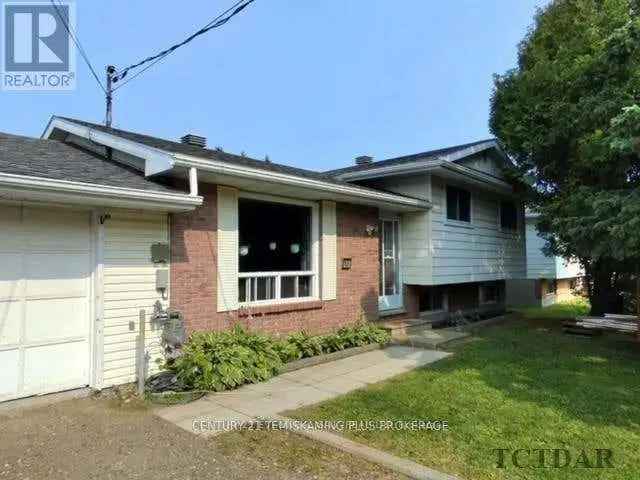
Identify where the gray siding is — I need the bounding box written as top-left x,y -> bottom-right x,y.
430,176 -> 526,285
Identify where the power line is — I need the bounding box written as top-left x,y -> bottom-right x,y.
49,0 -> 106,93
111,0 -> 255,92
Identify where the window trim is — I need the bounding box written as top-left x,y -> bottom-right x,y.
445,185 -> 473,225
237,191 -> 320,306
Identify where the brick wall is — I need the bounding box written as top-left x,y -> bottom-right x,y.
170,184 -> 380,336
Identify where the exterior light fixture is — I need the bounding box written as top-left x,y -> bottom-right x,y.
240,245 -> 250,256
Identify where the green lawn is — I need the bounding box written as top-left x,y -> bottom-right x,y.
512,298 -> 590,320
291,314 -> 640,479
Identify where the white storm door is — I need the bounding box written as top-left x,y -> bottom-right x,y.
378,219 -> 402,311
0,205 -> 92,402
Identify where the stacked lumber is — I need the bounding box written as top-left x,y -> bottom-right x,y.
563,314 -> 639,336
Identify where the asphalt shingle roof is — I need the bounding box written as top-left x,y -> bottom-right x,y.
56,117 -> 354,187
0,131 -> 178,193
324,139 -> 497,176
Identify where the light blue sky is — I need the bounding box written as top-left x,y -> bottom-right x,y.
1,0 -> 548,171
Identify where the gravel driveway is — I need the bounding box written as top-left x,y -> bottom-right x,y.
0,393 -> 404,480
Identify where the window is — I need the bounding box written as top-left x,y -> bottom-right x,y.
479,283 -> 500,304
500,201 -> 518,231
446,186 -> 471,223
418,287 -> 447,312
238,197 -> 315,304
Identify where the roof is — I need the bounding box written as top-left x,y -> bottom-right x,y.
0,132 -> 178,193
55,117 -> 360,188
324,139 -> 498,177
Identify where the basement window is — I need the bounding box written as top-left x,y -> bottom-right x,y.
238,197 -> 316,304
446,186 -> 471,223
500,201 -> 518,231
418,287 -> 447,313
479,283 -> 501,304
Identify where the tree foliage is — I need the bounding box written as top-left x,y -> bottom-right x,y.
490,0 -> 640,314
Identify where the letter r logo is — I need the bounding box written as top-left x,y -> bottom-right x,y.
3,3 -> 71,72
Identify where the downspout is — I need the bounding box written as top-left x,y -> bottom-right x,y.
189,167 -> 198,197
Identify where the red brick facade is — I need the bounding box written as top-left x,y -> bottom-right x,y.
170,184 -> 380,336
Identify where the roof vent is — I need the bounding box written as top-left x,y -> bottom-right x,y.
180,134 -> 207,148
355,155 -> 373,165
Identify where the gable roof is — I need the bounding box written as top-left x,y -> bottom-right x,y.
0,131 -> 178,193
324,139 -> 500,177
44,116 -> 430,211
54,117 -> 357,187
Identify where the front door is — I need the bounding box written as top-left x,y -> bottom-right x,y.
379,218 -> 402,311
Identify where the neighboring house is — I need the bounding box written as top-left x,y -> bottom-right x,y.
326,140 -> 526,322
506,212 -> 584,307
0,116 -> 427,402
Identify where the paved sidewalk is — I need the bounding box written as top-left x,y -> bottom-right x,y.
156,346 -> 450,435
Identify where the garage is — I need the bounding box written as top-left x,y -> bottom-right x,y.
0,204 -> 93,402
0,127 -> 201,403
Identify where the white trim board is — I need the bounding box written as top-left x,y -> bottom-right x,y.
0,172 -> 202,212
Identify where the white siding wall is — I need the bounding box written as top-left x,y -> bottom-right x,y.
430,176 -> 526,284
365,174 -> 432,285
525,216 -> 584,279
102,210 -> 169,387
525,218 -> 556,279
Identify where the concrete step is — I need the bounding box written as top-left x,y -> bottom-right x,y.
378,318 -> 433,337
390,325 -> 470,350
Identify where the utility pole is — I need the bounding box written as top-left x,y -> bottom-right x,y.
105,65 -> 116,128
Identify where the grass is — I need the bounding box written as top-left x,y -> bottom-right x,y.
513,298 -> 590,320
291,314 -> 640,480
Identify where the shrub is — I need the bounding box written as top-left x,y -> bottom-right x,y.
285,331 -> 323,358
168,325 -> 283,392
168,323 -> 391,392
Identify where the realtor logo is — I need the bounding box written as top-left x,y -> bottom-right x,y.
2,2 -> 76,90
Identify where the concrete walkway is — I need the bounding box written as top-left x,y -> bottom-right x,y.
156,345 -> 450,435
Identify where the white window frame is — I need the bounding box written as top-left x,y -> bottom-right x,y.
445,184 -> 473,227
237,191 -> 319,306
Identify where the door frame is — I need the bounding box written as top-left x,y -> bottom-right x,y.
90,209 -> 105,390
378,216 -> 403,311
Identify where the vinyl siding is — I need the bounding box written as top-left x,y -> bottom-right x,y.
321,201 -> 337,300
363,174 -> 432,284
525,217 -> 583,279
102,210 -> 168,387
430,176 -> 526,284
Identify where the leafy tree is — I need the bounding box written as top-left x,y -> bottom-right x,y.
490,0 -> 640,314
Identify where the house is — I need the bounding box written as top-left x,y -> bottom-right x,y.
505,212 -> 584,307
0,117 -> 525,403
326,139 -> 526,323
0,116 -> 426,402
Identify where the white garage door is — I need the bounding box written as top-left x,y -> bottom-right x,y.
0,205 -> 93,402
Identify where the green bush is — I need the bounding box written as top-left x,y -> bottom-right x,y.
168,325 -> 283,392
285,331 -> 324,358
167,323 -> 391,392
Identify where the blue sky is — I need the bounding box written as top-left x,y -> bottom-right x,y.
1,0 -> 548,171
